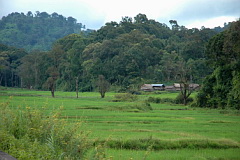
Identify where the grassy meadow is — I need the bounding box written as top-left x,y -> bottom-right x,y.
0,87 -> 240,159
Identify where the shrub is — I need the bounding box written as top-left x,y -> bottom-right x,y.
113,93 -> 138,102
147,97 -> 161,103
134,102 -> 153,111
175,94 -> 194,105
109,102 -> 152,112
147,97 -> 174,104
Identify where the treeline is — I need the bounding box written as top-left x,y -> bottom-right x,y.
1,13 -> 217,91
0,44 -> 27,87
0,11 -> 91,51
1,13 -> 239,108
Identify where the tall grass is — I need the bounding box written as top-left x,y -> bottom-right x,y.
95,137 -> 239,150
0,97 -> 90,160
103,148 -> 240,160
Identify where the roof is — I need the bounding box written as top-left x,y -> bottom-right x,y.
151,84 -> 165,87
173,83 -> 181,88
165,86 -> 174,89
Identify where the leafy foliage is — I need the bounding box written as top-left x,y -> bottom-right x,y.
96,75 -> 110,98
195,20 -> 240,109
0,11 -> 87,51
0,44 -> 27,87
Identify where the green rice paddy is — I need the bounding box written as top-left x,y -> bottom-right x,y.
0,87 -> 240,159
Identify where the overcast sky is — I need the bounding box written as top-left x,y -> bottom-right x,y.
1,0 -> 239,29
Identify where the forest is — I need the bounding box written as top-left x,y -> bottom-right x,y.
0,12 -> 239,109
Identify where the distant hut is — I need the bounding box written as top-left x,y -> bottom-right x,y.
173,83 -> 181,91
151,84 -> 165,91
141,83 -> 200,92
173,83 -> 200,91
141,84 -> 165,91
165,85 -> 175,91
141,84 -> 153,91
189,83 -> 200,90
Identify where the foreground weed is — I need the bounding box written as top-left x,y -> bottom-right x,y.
97,137 -> 240,151
0,97 -> 90,160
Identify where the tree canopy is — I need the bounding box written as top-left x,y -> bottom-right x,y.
0,11 -> 88,51
194,20 -> 240,109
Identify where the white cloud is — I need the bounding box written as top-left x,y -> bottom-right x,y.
84,0 -> 191,25
186,16 -> 238,29
1,0 -> 239,29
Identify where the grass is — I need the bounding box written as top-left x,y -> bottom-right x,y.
0,87 -> 240,159
102,148 -> 240,160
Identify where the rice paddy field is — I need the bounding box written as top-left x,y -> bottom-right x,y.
0,87 -> 240,159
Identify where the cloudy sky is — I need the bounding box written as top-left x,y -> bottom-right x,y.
0,0 -> 239,29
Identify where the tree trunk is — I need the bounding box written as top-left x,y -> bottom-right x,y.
180,83 -> 192,105
76,76 -> 79,98
0,75 -> 3,86
51,88 -> 55,98
11,70 -> 14,87
101,92 -> 105,98
183,94 -> 187,105
21,77 -> 23,88
4,70 -> 7,87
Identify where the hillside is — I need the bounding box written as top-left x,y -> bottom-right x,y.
0,11 -> 91,51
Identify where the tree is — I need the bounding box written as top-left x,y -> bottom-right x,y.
134,14 -> 148,24
17,50 -> 46,89
54,34 -> 89,95
47,70 -> 58,98
96,75 -> 110,98
176,56 -> 194,105
45,45 -> 65,97
46,67 -> 59,97
169,20 -> 179,30
17,53 -> 35,88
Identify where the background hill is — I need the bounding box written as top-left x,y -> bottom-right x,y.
0,11 -> 93,51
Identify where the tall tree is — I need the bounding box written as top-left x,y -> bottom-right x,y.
45,45 -> 65,97
96,75 -> 110,98
177,57 -> 194,105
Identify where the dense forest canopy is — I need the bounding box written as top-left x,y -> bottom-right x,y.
0,43 -> 27,87
0,11 -> 92,51
194,20 -> 240,109
0,12 -> 239,108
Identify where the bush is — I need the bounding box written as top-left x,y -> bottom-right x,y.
147,97 -> 174,104
109,102 -> 152,112
113,93 -> 138,102
135,102 -> 153,111
147,97 -> 161,103
175,94 -> 194,105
